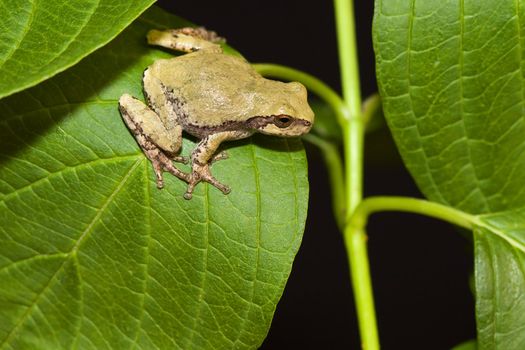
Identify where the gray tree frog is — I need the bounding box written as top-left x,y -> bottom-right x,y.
118,27 -> 314,199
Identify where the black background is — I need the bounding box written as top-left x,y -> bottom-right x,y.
157,1 -> 476,349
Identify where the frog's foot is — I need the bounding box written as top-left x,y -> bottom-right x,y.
147,27 -> 223,53
183,163 -> 231,200
144,146 -> 190,189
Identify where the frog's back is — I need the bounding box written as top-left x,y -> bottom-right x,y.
147,52 -> 264,125
150,52 -> 258,89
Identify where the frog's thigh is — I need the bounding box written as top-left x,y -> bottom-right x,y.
119,94 -> 182,154
147,29 -> 222,53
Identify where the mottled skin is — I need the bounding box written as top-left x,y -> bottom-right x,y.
118,27 -> 314,199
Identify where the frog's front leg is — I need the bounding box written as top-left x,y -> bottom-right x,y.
184,131 -> 249,200
147,27 -> 224,53
118,94 -> 190,188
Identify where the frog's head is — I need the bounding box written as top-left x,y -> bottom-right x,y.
247,82 -> 314,137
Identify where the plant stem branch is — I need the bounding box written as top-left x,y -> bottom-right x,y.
334,0 -> 379,349
344,196 -> 475,350
350,196 -> 475,231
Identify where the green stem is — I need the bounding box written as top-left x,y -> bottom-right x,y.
343,214 -> 378,350
334,0 -> 363,214
303,134 -> 345,230
350,196 -> 475,231
334,1 -> 362,110
345,196 -> 475,350
344,225 -> 376,348
334,0 -> 378,349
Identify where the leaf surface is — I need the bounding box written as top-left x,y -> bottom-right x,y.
473,210 -> 525,350
0,6 -> 309,349
374,0 -> 525,347
0,0 -> 154,99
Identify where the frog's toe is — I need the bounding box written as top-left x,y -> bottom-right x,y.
210,180 -> 231,195
183,191 -> 193,200
163,163 -> 190,183
150,150 -> 190,184
210,151 -> 228,164
182,171 -> 201,200
201,171 -> 230,195
183,179 -> 230,199
151,162 -> 165,189
183,164 -> 230,199
155,177 -> 164,189
172,155 -> 189,164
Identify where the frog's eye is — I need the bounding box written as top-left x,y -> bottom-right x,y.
274,115 -> 293,128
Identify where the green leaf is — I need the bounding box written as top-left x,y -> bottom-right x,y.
374,0 -> 525,214
0,0 -> 155,100
452,339 -> 477,350
374,0 -> 525,347
310,99 -> 343,142
362,93 -> 386,134
474,210 -> 525,350
0,6 -> 308,349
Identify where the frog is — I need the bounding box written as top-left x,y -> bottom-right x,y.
118,27 -> 314,199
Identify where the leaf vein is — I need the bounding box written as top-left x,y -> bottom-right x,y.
0,158 -> 141,348
0,0 -> 37,70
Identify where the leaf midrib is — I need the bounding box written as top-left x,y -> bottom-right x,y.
129,161 -> 151,349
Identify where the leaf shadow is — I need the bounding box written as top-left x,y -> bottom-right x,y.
218,134 -> 305,154
0,25 -> 150,170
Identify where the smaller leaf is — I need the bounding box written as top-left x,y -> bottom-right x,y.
309,99 -> 342,142
474,209 -> 525,349
362,93 -> 385,134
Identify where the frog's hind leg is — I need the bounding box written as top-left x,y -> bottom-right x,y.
142,69 -> 187,164
147,27 -> 224,53
118,94 -> 190,188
